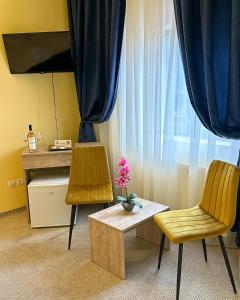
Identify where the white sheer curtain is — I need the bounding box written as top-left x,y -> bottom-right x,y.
99,0 -> 240,211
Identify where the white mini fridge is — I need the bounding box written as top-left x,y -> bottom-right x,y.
28,174 -> 71,228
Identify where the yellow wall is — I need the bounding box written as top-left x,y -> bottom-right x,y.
0,0 -> 80,213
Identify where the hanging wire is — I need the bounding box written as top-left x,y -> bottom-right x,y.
51,72 -> 59,140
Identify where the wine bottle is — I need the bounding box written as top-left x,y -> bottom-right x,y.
27,124 -> 37,153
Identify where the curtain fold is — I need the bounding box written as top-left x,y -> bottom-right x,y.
174,0 -> 240,247
174,0 -> 240,139
67,0 -> 126,142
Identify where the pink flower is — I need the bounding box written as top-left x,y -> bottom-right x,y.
115,157 -> 131,189
118,157 -> 127,166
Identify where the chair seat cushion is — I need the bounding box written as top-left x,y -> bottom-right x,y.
65,183 -> 113,205
153,206 -> 228,244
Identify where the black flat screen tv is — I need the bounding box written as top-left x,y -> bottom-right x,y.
2,31 -> 74,74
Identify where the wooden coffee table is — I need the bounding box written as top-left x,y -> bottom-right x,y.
88,198 -> 169,279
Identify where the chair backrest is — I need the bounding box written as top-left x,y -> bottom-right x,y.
69,145 -> 111,186
199,160 -> 240,228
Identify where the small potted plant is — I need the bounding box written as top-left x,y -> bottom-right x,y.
114,157 -> 142,211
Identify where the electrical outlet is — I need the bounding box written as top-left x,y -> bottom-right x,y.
16,178 -> 24,186
8,180 -> 16,188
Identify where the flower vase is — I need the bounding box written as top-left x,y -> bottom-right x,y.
121,202 -> 135,212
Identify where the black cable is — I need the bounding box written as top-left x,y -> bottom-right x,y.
51,73 -> 59,140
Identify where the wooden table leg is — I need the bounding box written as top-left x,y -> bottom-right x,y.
24,169 -> 31,224
89,218 -> 125,279
136,218 -> 169,249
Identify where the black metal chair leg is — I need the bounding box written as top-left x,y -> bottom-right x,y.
68,205 -> 76,250
202,239 -> 208,262
218,235 -> 237,294
158,233 -> 165,270
103,203 -> 109,209
176,243 -> 183,300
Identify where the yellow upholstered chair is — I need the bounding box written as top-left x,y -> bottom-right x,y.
154,160 -> 240,300
65,145 -> 113,250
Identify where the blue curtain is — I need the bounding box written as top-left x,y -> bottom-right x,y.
174,0 -> 240,246
67,0 -> 126,142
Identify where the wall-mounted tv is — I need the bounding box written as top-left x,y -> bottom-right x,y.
2,31 -> 74,74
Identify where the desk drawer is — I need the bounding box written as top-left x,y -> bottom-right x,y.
22,152 -> 72,169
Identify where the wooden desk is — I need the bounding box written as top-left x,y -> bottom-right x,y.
21,147 -> 72,170
21,147 -> 72,222
21,142 -> 102,222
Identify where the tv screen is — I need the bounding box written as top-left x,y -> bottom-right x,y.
2,31 -> 74,74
